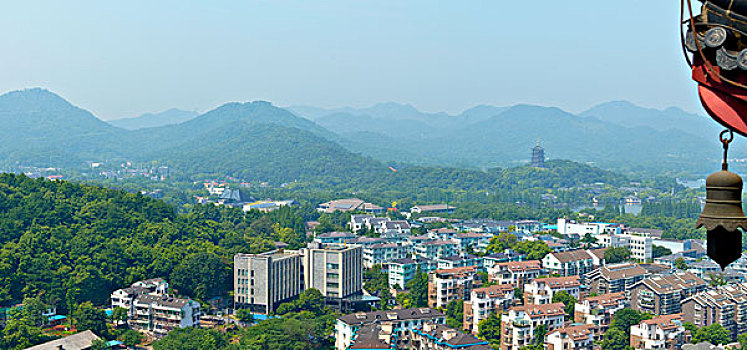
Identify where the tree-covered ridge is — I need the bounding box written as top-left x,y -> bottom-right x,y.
0,173 -> 308,310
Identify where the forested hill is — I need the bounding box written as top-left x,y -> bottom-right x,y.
0,173 -> 307,311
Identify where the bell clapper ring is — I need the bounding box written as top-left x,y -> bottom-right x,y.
720,129 -> 734,170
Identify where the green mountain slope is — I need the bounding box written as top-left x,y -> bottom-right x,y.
0,88 -> 126,165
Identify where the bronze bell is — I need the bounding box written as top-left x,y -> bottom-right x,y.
697,132 -> 747,270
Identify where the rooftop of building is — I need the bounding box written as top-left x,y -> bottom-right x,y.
581,292 -> 627,306
413,323 -> 490,349
24,330 -> 101,350
532,276 -> 580,289
640,272 -> 705,294
547,249 -> 595,263
547,324 -> 598,342
135,293 -> 195,309
495,260 -> 542,271
338,308 -> 445,326
509,303 -> 566,319
639,313 -> 683,331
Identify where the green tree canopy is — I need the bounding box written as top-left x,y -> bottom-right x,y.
171,252 -> 231,301
551,291 -> 577,317
605,247 -> 632,264
73,302 -> 108,337
477,312 -> 501,348
610,308 -> 651,335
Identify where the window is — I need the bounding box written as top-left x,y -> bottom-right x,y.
327,263 -> 340,270
327,273 -> 340,279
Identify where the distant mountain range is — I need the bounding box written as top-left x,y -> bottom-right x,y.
0,88 -> 734,182
290,102 -> 734,174
109,108 -> 199,130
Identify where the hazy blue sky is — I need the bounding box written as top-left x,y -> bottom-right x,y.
0,1 -> 698,120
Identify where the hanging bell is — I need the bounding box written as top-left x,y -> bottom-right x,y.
696,130 -> 747,270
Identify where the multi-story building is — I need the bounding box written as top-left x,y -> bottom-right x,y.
414,240 -> 458,260
545,324 -> 599,350
596,233 -> 653,261
556,219 -> 616,237
541,249 -> 605,277
410,323 -> 491,350
428,228 -> 459,240
234,250 -> 303,314
681,283 -> 747,341
524,276 -> 580,305
377,220 -> 412,236
436,254 -> 483,270
464,284 -> 516,334
349,214 -> 373,232
630,314 -> 688,350
500,303 -> 566,350
573,292 -> 627,330
387,257 -> 437,289
428,266 -> 480,308
583,263 -> 650,295
362,243 -> 408,268
629,272 -> 706,316
313,231 -> 356,244
453,232 -> 492,253
110,278 -> 200,337
300,244 -> 363,309
487,260 -> 543,288
335,308 -> 446,350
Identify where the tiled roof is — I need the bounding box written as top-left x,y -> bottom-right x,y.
510,303 -> 565,319
533,276 -> 580,289
548,249 -> 594,263
496,260 -> 542,272
338,308 -> 444,325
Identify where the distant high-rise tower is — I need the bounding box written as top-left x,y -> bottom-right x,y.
531,140 -> 545,168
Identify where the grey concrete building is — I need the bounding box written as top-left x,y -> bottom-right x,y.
234,250 -> 303,314
301,243 -> 363,308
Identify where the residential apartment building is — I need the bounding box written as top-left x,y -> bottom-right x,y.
487,260 -> 543,289
414,240 -> 458,260
110,278 -> 200,337
524,276 -> 580,305
681,283 -> 747,341
300,244 -> 363,306
464,284 -> 516,334
500,303 -> 566,350
629,272 -> 706,316
436,254 -> 483,270
335,308 -> 446,350
363,243 -> 408,268
596,233 -> 653,261
583,263 -> 650,295
234,250 -> 303,314
409,323 -> 491,350
388,257 -> 437,289
453,232 -> 491,253
541,249 -> 605,277
428,266 -> 480,308
630,314 -> 688,350
573,292 -> 627,329
545,324 -> 599,350
313,231 -> 356,244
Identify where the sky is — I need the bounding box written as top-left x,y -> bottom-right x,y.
0,1 -> 700,120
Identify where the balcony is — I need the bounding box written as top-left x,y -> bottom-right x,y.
512,319 -> 530,327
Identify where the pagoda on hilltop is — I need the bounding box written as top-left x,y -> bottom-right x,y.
531,140 -> 545,168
